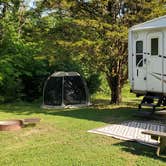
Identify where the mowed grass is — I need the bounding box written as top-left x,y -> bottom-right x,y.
0,85 -> 165,166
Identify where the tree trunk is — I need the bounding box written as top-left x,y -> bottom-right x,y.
107,75 -> 122,104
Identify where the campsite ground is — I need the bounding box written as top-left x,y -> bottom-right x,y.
0,85 -> 165,166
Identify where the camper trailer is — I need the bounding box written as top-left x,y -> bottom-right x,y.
128,15 -> 166,110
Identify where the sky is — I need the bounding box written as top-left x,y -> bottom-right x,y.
25,0 -> 36,9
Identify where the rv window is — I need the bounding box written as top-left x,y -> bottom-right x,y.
136,41 -> 143,67
136,55 -> 143,67
151,38 -> 158,55
136,41 -> 143,53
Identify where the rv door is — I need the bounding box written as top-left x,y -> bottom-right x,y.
133,37 -> 146,92
146,32 -> 163,93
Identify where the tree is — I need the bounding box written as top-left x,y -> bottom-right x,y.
0,0 -> 49,102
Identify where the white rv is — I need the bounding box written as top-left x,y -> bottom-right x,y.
128,15 -> 166,109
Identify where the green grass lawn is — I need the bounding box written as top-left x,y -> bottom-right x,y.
0,86 -> 165,166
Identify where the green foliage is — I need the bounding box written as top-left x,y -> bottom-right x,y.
0,1 -> 49,102
86,73 -> 101,94
0,35 -> 48,101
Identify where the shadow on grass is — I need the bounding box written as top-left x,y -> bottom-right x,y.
46,107 -> 139,124
0,98 -> 161,123
122,99 -> 141,107
0,100 -> 141,123
113,141 -> 166,162
92,98 -> 141,107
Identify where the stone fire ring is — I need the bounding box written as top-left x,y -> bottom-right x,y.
0,120 -> 23,131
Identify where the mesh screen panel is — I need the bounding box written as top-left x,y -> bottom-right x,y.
44,77 -> 62,106
64,76 -> 86,105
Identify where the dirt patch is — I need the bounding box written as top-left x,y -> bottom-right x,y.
21,123 -> 56,137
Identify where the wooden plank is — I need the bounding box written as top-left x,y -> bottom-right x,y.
142,130 -> 166,137
23,118 -> 41,124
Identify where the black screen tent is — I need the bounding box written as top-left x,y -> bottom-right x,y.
42,72 -> 90,108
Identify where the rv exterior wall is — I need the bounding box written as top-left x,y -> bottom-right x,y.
164,30 -> 166,94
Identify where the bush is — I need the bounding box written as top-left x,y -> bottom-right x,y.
86,73 -> 101,95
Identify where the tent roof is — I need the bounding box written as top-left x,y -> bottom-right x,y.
130,15 -> 166,31
51,71 -> 80,77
